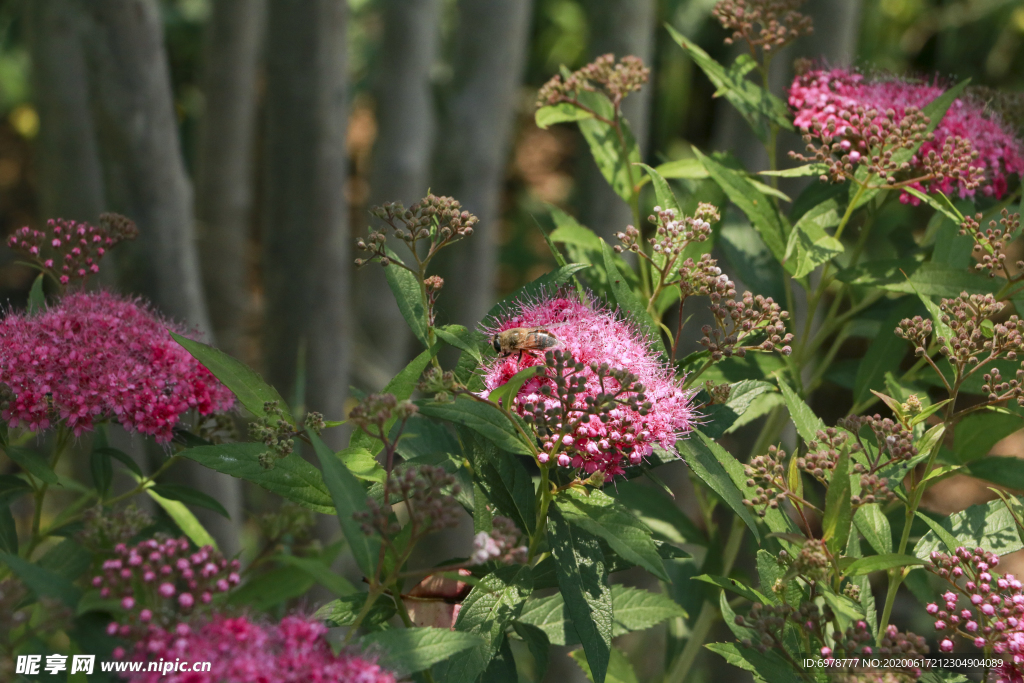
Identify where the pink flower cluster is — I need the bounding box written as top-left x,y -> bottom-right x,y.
122,614 -> 396,683
481,294 -> 694,477
789,68 -> 1023,200
7,216 -> 137,285
926,546 -> 1024,680
92,537 -> 240,639
0,290 -> 234,441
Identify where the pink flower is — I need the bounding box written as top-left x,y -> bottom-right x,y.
788,68 -> 1023,200
122,614 -> 396,683
0,291 -> 234,441
481,293 -> 695,477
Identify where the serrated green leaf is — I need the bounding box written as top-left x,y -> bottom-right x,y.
836,259 -> 997,297
309,429 -> 377,577
482,263 -> 592,329
954,410 -> 1024,464
777,379 -> 825,446
468,435 -> 537,534
548,505 -> 612,683
692,147 -> 788,264
171,332 -> 292,423
700,380 -> 776,439
693,574 -> 769,604
229,565 -> 315,610
759,163 -> 830,178
608,479 -> 707,546
915,498 -> 1023,560
677,433 -> 762,542
557,488 -> 669,581
511,621 -> 550,681
5,446 -> 58,485
704,642 -> 803,683
363,628 -> 486,675
488,365 -> 546,408
654,157 -> 709,180
37,538 -> 91,582
382,247 -> 429,345
339,447 -> 385,483
571,647 -> 639,683
314,591 -> 396,627
576,91 -> 641,203
536,102 -> 594,129
822,448 -> 852,554
854,298 -> 921,405
637,163 -> 681,214
967,456 -> 1024,492
178,442 -> 333,513
418,398 -> 533,455
854,504 -> 892,555
844,553 -> 925,577
147,487 -> 218,550
783,198 -> 843,278
0,551 -> 82,607
150,483 -> 230,518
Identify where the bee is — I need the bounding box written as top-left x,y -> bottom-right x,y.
490,327 -> 563,361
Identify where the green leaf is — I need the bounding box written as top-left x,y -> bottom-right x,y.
854,298 -> 921,406
610,585 -> 688,630
488,365 -> 546,408
435,324 -> 485,366
27,273 -> 45,314
844,553 -> 925,577
666,25 -> 792,143
783,198 -> 842,278
350,346 -> 436,454
0,474 -> 31,502
704,642 -> 803,683
575,90 -> 641,203
0,551 -> 82,607
836,259 -> 998,297
653,157 -> 709,180
150,484 -> 230,518
276,554 -> 356,596
171,332 -> 293,423
904,187 -> 964,224
692,147 -> 787,264
548,206 -> 604,249
547,504 -> 612,683
309,429 -> 378,577
37,538 -> 91,582
0,504 -> 17,554
693,574 -> 769,604
953,409 -> 1024,464
363,627 -> 485,675
571,647 -> 639,683
339,447 -> 386,483
601,239 -> 666,357
147,487 -> 218,549
467,433 -> 537,533
382,246 -> 429,345
420,398 -> 532,455
315,591 -> 396,628
5,446 -> 58,485
854,504 -> 893,555
822,448 -> 852,554
915,498 -> 1023,560
92,446 -> 143,476
90,448 -> 113,496
178,442 -> 333,513
777,380 -> 825,446
229,566 -> 314,610
967,456 -> 1024,492
637,163 -> 681,214
438,564 -> 533,681
482,263 -> 592,329
719,222 -> 786,304
608,480 -> 707,546
700,380 -> 776,439
677,432 -> 761,542
557,488 -> 669,581
536,102 -> 594,129
511,622 -> 550,681
759,163 -> 830,178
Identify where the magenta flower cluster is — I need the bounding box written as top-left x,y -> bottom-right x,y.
0,291 -> 234,441
482,294 -> 694,477
926,546 -> 1024,679
789,68 -> 1023,200
91,536 -> 240,639
122,614 -> 396,683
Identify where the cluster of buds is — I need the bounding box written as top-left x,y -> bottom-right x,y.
349,393 -> 418,442
923,546 -> 1024,664
713,0 -> 812,56
791,538 -> 831,583
615,204 -> 717,286
735,601 -> 830,654
424,275 -> 444,326
90,536 -> 240,640
249,401 -> 300,468
919,135 -> 985,193
356,194 -> 477,271
823,623 -> 927,680
894,314 -> 934,357
522,350 -> 655,476
743,444 -> 788,517
798,427 -> 849,481
537,54 -> 649,109
839,415 -> 917,506
792,105 -> 940,186
418,367 -> 463,403
960,210 -> 1023,281
355,465 -> 461,538
702,285 -> 793,360
77,503 -> 153,553
470,516 -> 528,565
6,214 -> 137,286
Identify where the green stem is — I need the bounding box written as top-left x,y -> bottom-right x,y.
528,465 -> 553,561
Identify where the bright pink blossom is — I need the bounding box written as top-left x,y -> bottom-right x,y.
123,614 -> 396,683
481,293 -> 694,477
0,291 -> 234,441
788,68 -> 1023,201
